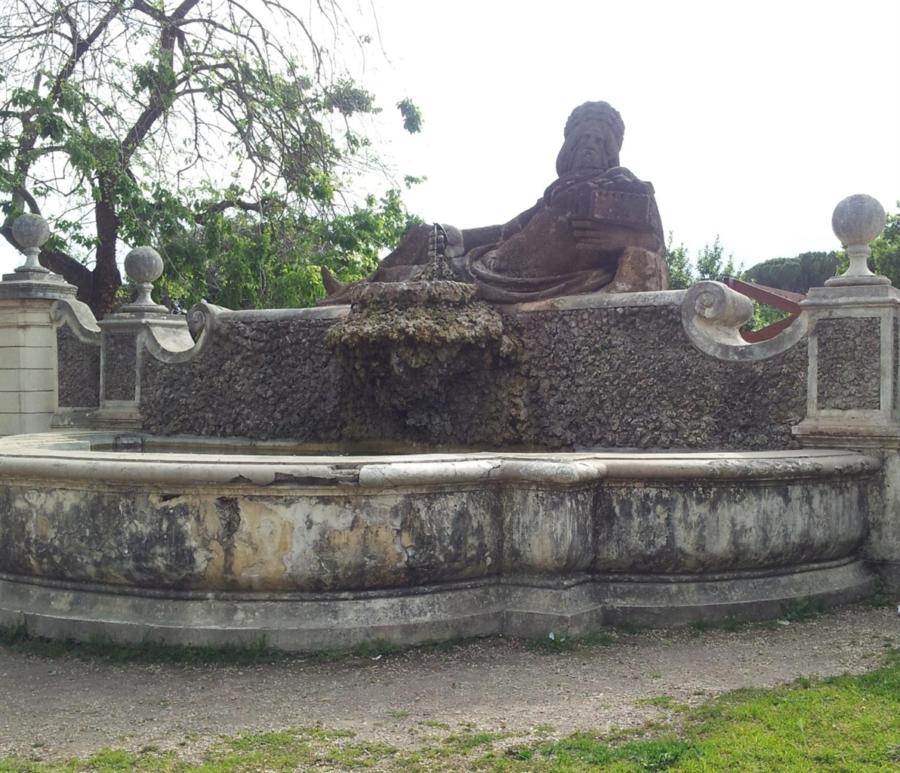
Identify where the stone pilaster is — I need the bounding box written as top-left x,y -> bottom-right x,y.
0,215 -> 81,436
793,283 -> 900,446
95,247 -> 192,428
792,194 -> 900,588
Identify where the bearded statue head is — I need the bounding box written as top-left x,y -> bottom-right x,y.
555,101 -> 625,177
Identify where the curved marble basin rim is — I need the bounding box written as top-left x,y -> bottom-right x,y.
0,432 -> 881,488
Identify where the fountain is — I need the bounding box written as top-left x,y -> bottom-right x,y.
0,105 -> 895,651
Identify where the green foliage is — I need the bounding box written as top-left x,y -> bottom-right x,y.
154,188 -> 418,310
664,235 -> 736,287
740,251 -> 841,332
696,236 -> 736,282
0,0 -> 422,316
872,205 -> 900,285
526,631 -> 617,653
744,301 -> 790,333
780,599 -> 825,622
397,98 -> 423,133
664,234 -> 694,290
743,251 -> 840,293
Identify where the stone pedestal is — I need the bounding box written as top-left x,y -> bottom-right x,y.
0,273 -> 79,436
793,194 -> 900,588
96,313 -> 192,427
92,246 -> 192,428
793,284 -> 900,447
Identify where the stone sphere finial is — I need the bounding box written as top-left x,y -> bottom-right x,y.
121,246 -> 166,312
124,246 -> 164,284
832,194 -> 885,248
826,194 -> 890,287
12,213 -> 51,274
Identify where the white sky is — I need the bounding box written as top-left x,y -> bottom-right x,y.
1,0 -> 898,276
364,0 -> 900,271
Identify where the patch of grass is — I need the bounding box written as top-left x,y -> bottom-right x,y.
540,733 -> 695,770
636,696 -> 689,712
678,647 -> 900,770
350,637 -> 403,659
525,630 -> 617,654
581,631 -> 617,647
780,599 -> 825,622
444,731 -> 506,751
525,634 -> 579,653
420,720 -> 450,730
689,620 -> 714,635
866,591 -> 898,609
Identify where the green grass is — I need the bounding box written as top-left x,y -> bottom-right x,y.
780,599 -> 825,622
635,696 -> 689,712
525,631 -> 617,654
6,649 -> 900,771
351,637 -> 404,659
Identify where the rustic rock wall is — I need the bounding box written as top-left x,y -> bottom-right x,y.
56,326 -> 100,408
103,333 -> 137,402
141,317 -> 345,441
816,317 -> 880,411
139,304 -> 807,450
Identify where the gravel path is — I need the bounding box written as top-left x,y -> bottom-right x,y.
1,603 -> 898,761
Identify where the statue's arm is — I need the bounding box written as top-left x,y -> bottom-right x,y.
452,200 -> 542,256
458,224 -> 504,254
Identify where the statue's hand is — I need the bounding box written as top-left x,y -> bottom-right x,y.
435,224 -> 465,258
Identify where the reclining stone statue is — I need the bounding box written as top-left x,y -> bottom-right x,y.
320,101 -> 668,305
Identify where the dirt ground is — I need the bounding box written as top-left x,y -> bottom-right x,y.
1,602 -> 898,761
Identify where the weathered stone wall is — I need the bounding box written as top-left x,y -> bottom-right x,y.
56,325 -> 100,408
816,317 -> 880,410
505,305 -> 806,450
141,317 -> 345,441
103,333 -> 137,402
140,304 -> 807,450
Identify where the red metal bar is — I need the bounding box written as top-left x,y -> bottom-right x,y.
723,277 -> 805,314
740,314 -> 798,342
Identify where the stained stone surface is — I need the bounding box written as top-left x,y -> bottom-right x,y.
326,281 -> 515,422
816,317 -> 880,411
103,334 -> 137,402
140,305 -> 806,450
56,326 -> 100,408
894,317 -> 898,413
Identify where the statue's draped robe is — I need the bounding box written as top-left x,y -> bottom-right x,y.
344,168 -> 665,305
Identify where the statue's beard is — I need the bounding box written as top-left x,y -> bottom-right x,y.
574,149 -> 607,170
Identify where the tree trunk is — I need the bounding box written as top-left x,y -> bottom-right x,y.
88,185 -> 122,319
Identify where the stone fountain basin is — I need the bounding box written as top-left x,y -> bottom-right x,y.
0,432 -> 879,650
